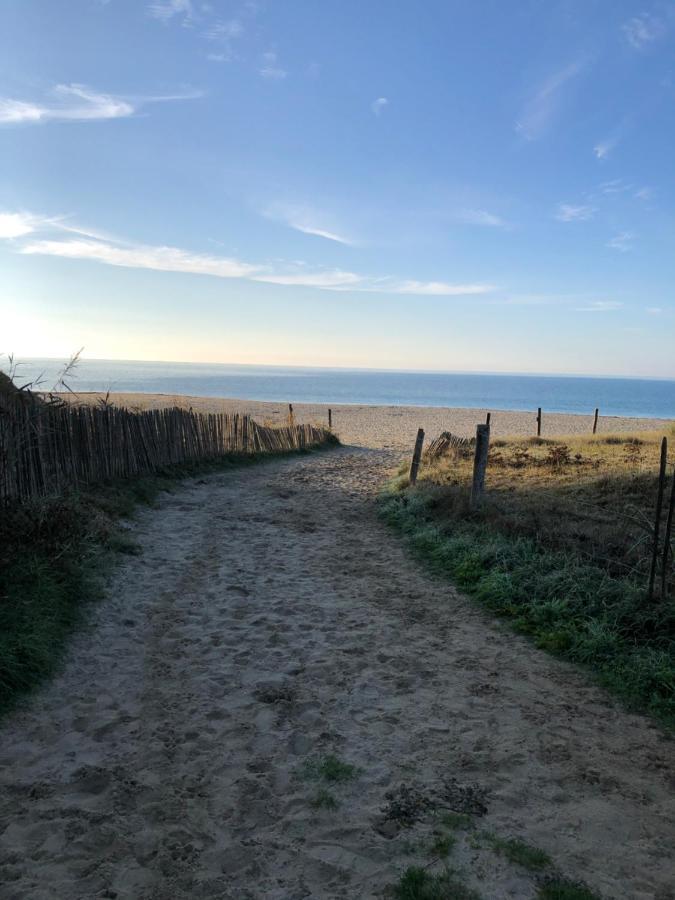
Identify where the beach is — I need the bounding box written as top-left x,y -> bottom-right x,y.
63,393 -> 673,452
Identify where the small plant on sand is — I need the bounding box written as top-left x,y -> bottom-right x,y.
483,834 -> 551,871
437,811 -> 473,831
310,788 -> 339,810
390,865 -> 480,900
429,832 -> 456,858
536,876 -> 601,899
303,753 -> 360,783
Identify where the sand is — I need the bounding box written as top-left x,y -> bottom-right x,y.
57,391 -> 675,451
1,398 -> 674,898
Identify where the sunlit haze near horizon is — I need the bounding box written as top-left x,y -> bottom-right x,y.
2,1 -> 675,377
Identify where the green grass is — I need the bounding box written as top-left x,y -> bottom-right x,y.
303,753 -> 360,783
429,832 -> 456,858
483,834 -> 551,871
390,866 -> 480,900
0,447 -> 337,718
536,877 -> 601,899
437,812 -> 474,831
378,487 -> 675,727
310,788 -> 339,810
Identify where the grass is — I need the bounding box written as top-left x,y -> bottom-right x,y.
429,832 -> 456,859
303,753 -> 360,783
310,788 -> 339,810
390,866 -> 480,900
536,877 -> 601,899
0,447 -> 335,718
482,834 -> 551,871
437,812 -> 474,831
380,430 -> 675,727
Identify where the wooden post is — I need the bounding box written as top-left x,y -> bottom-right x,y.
409,428 -> 425,485
328,408 -> 332,429
536,408 -> 542,437
592,408 -> 599,434
660,465 -> 675,601
648,437 -> 668,601
471,423 -> 490,509
288,403 -> 294,426
486,412 -> 491,427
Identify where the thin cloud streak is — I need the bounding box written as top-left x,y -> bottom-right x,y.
555,203 -> 595,222
3,211 -> 493,297
264,205 -> 355,245
515,60 -> 584,140
606,231 -> 634,252
0,83 -> 200,125
457,209 -> 506,227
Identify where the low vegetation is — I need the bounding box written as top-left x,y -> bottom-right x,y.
380,430 -> 675,726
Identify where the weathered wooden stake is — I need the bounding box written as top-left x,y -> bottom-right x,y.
592,407 -> 599,435
486,412 -> 491,426
470,423 -> 490,509
288,403 -> 294,426
409,428 -> 425,485
648,437 -> 668,601
328,408 -> 332,429
536,407 -> 542,437
660,466 -> 675,601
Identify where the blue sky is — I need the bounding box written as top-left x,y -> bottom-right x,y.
1,0 -> 674,377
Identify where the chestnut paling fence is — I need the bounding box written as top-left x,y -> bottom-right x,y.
0,401 -> 334,503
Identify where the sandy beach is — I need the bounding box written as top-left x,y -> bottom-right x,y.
64,392 -> 673,452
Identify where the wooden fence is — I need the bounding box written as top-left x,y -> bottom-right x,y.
0,400 -> 334,504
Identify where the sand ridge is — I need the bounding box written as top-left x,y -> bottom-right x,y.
0,447 -> 673,898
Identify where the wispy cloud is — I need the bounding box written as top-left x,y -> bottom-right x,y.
457,209 -> 507,228
593,138 -> 616,160
0,83 -> 199,125
635,186 -> 653,201
371,97 -> 388,116
260,51 -> 287,80
555,203 -> 595,222
515,60 -> 584,140
1,209 -> 494,297
646,306 -> 663,315
0,212 -> 38,239
263,205 -> 355,245
622,14 -> 666,49
148,0 -> 193,23
606,231 -> 634,252
575,300 -> 623,312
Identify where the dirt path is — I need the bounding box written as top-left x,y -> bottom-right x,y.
1,448 -> 673,899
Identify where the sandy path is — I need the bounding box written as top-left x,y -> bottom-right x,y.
1,448 -> 674,899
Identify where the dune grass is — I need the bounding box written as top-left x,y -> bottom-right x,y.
380,429 -> 675,727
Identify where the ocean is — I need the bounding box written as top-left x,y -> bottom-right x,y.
5,358 -> 675,420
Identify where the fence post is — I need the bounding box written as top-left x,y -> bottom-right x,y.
328,408 -> 332,429
648,437 -> 668,601
660,465 -> 675,601
592,408 -> 599,435
409,428 -> 425,485
288,403 -> 294,426
536,407 -> 542,437
486,412 -> 491,427
471,423 -> 490,509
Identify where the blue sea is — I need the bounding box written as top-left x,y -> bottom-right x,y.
5,358 -> 675,420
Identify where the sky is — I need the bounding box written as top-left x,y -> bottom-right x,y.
1,0 -> 675,378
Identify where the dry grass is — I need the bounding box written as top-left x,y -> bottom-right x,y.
418,430 -> 675,581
